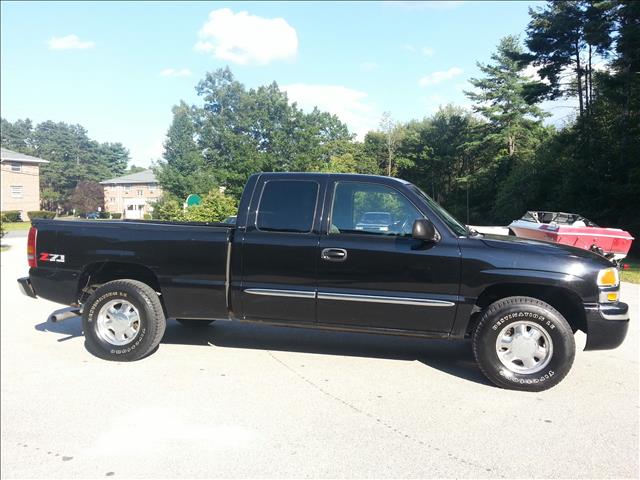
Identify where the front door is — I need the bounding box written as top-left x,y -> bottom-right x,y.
237,176 -> 324,324
317,181 -> 460,333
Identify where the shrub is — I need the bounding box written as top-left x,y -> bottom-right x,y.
110,213 -> 122,219
183,190 -> 237,223
143,213 -> 152,220
1,210 -> 21,222
99,211 -> 110,219
151,194 -> 185,221
27,211 -> 56,220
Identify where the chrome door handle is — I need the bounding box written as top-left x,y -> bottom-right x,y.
321,248 -> 348,262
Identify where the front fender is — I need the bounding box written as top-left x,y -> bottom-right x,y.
450,267 -> 597,338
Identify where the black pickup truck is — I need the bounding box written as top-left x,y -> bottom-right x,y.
18,173 -> 629,391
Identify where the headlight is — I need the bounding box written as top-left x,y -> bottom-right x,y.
597,267 -> 619,287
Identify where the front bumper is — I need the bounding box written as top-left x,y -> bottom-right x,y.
584,302 -> 629,351
17,277 -> 37,298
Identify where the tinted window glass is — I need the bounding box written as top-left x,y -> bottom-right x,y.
330,182 -> 422,236
257,180 -> 318,233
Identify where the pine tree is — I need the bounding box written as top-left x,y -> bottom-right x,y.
466,35 -> 548,157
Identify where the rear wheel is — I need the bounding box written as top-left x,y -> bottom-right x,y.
83,279 -> 166,361
472,296 -> 575,391
176,319 -> 215,327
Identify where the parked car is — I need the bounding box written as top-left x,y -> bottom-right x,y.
82,212 -> 100,220
355,211 -> 392,233
18,173 -> 629,391
509,211 -> 634,265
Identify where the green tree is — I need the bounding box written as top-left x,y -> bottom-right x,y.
183,189 -> 237,222
525,0 -> 616,116
466,35 -> 549,157
1,118 -> 129,207
1,118 -> 34,152
194,67 -> 352,198
151,194 -> 185,221
155,101 -> 216,199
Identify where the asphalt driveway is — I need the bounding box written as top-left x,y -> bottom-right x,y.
1,235 -> 638,478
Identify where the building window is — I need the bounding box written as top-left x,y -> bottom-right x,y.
110,197 -> 116,203
10,185 -> 23,198
124,185 -> 131,192
11,162 -> 22,172
137,190 -> 143,196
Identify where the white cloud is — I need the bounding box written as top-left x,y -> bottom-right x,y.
195,8 -> 298,65
421,47 -> 435,56
281,84 -> 379,139
360,62 -> 379,72
160,68 -> 192,78
418,67 -> 464,86
48,34 -> 95,50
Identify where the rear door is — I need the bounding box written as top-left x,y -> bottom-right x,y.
236,175 -> 325,324
317,180 -> 460,333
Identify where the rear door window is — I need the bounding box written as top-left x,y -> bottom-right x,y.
257,180 -> 319,233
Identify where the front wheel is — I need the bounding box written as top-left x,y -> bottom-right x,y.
472,296 -> 575,391
83,279 -> 166,361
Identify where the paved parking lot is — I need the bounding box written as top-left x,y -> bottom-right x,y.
1,235 -> 638,479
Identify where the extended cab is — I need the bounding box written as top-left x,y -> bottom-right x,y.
18,173 -> 630,391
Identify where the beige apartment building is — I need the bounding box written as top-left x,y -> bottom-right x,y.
1,148 -> 49,220
101,170 -> 162,219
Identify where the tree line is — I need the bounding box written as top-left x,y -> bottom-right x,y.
1,118 -> 139,213
1,0 -> 637,247
155,1 -> 638,246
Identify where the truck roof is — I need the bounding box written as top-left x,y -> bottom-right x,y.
253,172 -> 412,184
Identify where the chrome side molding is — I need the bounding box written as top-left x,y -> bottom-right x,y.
244,288 -> 316,299
243,288 -> 455,307
319,292 -> 454,307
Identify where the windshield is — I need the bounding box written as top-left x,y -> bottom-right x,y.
408,184 -> 469,236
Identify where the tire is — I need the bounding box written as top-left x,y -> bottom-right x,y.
83,279 -> 166,361
176,319 -> 215,327
472,296 -> 575,392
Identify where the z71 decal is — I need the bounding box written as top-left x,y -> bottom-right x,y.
39,253 -> 66,263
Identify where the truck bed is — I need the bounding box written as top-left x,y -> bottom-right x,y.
30,219 -> 234,319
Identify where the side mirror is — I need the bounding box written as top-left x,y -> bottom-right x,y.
412,219 -> 437,242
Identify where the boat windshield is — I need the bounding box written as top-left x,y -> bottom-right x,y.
522,211 -> 598,227
408,184 -> 469,236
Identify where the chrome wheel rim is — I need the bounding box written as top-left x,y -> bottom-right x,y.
96,299 -> 141,346
495,321 -> 553,374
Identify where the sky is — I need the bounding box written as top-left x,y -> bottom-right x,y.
1,1 -> 558,168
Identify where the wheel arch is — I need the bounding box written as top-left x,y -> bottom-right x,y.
467,283 -> 587,336
77,261 -> 164,311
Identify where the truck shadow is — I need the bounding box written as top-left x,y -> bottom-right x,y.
34,315 -> 490,387
163,320 -> 491,387
35,313 -> 83,342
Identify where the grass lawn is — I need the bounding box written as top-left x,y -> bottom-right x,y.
621,257 -> 639,284
2,222 -> 31,231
